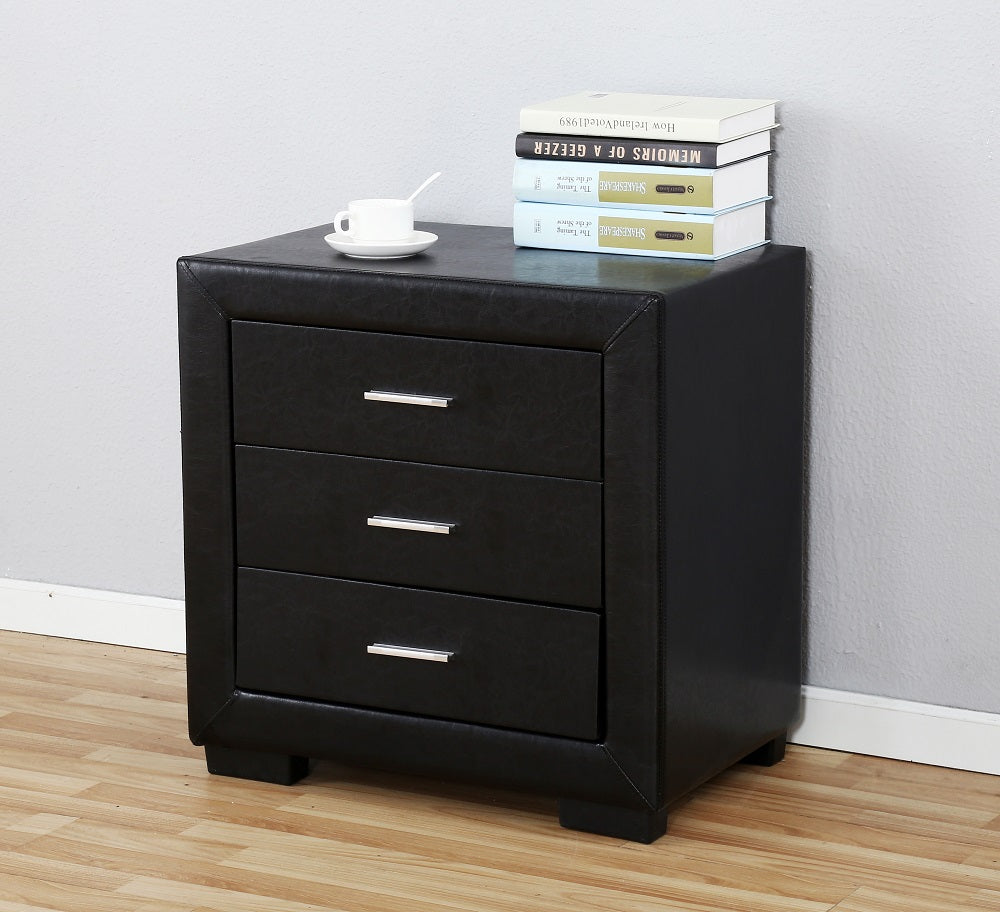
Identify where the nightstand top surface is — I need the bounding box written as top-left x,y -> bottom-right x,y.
184,221 -> 801,298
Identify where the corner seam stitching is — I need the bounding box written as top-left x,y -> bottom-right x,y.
192,690 -> 239,745
603,295 -> 659,352
601,744 -> 657,809
179,260 -> 228,321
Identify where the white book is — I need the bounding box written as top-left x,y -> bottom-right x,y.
520,91 -> 778,143
512,200 -> 768,260
512,154 -> 770,214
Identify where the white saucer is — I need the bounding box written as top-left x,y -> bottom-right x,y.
324,230 -> 438,259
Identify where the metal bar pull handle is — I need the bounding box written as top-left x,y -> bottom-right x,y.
367,643 -> 453,663
364,390 -> 452,408
367,515 -> 454,535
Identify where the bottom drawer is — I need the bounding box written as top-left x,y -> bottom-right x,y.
235,568 -> 601,740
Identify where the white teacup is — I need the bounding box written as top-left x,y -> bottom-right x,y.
333,198 -> 414,242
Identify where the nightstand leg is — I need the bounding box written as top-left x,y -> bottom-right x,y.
204,745 -> 310,785
558,798 -> 668,843
742,732 -> 787,766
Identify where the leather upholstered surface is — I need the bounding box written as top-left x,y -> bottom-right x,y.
236,568 -> 601,739
178,222 -> 806,837
234,445 -> 602,608
232,320 -> 602,479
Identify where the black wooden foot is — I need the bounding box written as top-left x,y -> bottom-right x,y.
558,798 -> 667,843
742,732 -> 787,767
205,745 -> 310,785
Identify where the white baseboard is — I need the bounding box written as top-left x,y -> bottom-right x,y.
0,577 -> 185,654
790,685 -> 1000,776
1,577 -> 997,775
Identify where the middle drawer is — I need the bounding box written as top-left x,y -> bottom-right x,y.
235,446 -> 603,609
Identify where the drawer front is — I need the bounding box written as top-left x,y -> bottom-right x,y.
232,321 -> 602,480
235,569 -> 600,739
235,446 -> 602,609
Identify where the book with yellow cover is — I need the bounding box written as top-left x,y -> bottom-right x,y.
519,91 -> 777,143
512,200 -> 768,260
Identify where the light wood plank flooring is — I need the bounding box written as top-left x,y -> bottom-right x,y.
1,629 -> 998,911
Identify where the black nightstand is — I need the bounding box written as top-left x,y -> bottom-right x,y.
177,222 -> 806,843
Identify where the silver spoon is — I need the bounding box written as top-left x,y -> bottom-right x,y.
406,171 -> 442,203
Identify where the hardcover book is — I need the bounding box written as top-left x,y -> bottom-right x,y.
519,91 -> 777,143
512,154 -> 770,214
515,130 -> 773,168
512,200 -> 767,260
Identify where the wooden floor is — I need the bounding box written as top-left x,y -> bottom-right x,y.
0,631 -> 998,911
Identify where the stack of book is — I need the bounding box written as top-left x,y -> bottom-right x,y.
512,91 -> 779,260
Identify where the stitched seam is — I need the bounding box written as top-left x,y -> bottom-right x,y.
179,259 -> 228,321
656,301 -> 667,809
601,744 -> 657,809
192,690 -> 240,745
603,295 -> 659,352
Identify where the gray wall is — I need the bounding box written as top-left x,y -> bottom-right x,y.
2,1 -> 998,713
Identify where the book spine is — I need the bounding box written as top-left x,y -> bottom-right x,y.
519,110 -> 723,142
513,159 -> 726,213
515,133 -> 722,168
513,202 -> 725,259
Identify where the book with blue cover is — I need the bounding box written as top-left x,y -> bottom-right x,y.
512,199 -> 768,260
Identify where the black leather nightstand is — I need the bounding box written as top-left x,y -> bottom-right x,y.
177,222 -> 806,843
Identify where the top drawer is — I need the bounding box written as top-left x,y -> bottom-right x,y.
231,322 -> 602,480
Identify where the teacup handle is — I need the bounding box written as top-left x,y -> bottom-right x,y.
333,210 -> 353,237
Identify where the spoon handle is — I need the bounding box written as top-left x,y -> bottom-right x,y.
406,171 -> 442,203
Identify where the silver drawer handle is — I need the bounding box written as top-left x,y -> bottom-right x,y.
367,643 -> 453,663
364,390 -> 452,408
367,515 -> 455,534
